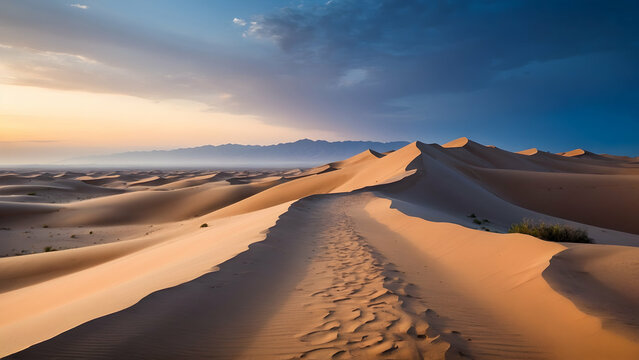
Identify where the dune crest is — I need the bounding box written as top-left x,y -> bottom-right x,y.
442,136 -> 470,148
558,148 -> 586,157
517,148 -> 539,155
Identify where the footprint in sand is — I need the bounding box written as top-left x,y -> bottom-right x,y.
291,212 -> 455,359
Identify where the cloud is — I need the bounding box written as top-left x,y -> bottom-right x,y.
70,4 -> 88,10
240,1 -> 639,130
232,17 -> 246,26
246,0 -> 639,95
338,68 -> 368,87
0,42 -> 124,91
0,1 -> 266,103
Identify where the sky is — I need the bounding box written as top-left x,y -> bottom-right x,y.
1,0 -> 638,164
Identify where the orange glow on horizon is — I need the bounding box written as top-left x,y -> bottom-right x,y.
0,84 -> 337,163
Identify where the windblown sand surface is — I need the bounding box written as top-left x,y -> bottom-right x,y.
2,138 -> 639,359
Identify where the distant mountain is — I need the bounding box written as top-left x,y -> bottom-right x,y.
67,139 -> 410,167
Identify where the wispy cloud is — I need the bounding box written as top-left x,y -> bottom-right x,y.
70,4 -> 88,10
338,69 -> 368,87
232,17 -> 246,26
0,43 -> 114,90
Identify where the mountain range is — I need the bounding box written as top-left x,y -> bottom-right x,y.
67,139 -> 410,167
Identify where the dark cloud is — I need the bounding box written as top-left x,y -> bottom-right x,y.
249,0 -> 639,92
244,0 -> 639,151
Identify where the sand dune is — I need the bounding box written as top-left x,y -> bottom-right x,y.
468,168 -> 639,234
0,180 -> 123,204
156,172 -> 230,190
77,175 -> 121,186
517,147 -> 539,155
2,137 -> 639,359
558,148 -> 618,162
442,136 -> 471,148
558,148 -> 587,157
543,244 -> 639,340
0,202 -> 291,356
359,196 -> 639,359
48,179 -> 283,226
0,201 -> 60,219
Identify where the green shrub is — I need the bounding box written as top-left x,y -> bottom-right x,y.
468,213 -> 476,218
472,219 -> 482,225
508,219 -> 591,243
44,246 -> 56,252
200,223 -> 208,228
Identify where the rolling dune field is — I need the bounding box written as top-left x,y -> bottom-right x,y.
2,138 -> 639,359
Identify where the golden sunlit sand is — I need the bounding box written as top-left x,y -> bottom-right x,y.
1,138 -> 639,359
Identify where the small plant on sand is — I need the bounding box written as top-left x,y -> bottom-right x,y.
70,234 -> 77,239
468,213 -> 476,218
200,223 -> 208,228
472,219 -> 482,225
89,231 -> 93,235
42,225 -> 49,228
508,219 -> 591,243
43,246 -> 56,252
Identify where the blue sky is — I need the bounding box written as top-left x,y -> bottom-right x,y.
1,0 -> 638,162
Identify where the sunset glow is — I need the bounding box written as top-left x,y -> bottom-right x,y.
0,84 -> 335,163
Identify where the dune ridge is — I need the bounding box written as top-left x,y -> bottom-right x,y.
517,148 -> 538,155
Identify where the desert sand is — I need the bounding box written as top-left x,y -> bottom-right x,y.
1,138 -> 639,359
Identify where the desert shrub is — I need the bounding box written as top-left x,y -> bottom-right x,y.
508,219 -> 591,243
200,223 -> 208,228
468,213 -> 476,218
27,192 -> 37,196
472,219 -> 482,225
42,225 -> 49,228
43,246 -> 56,252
